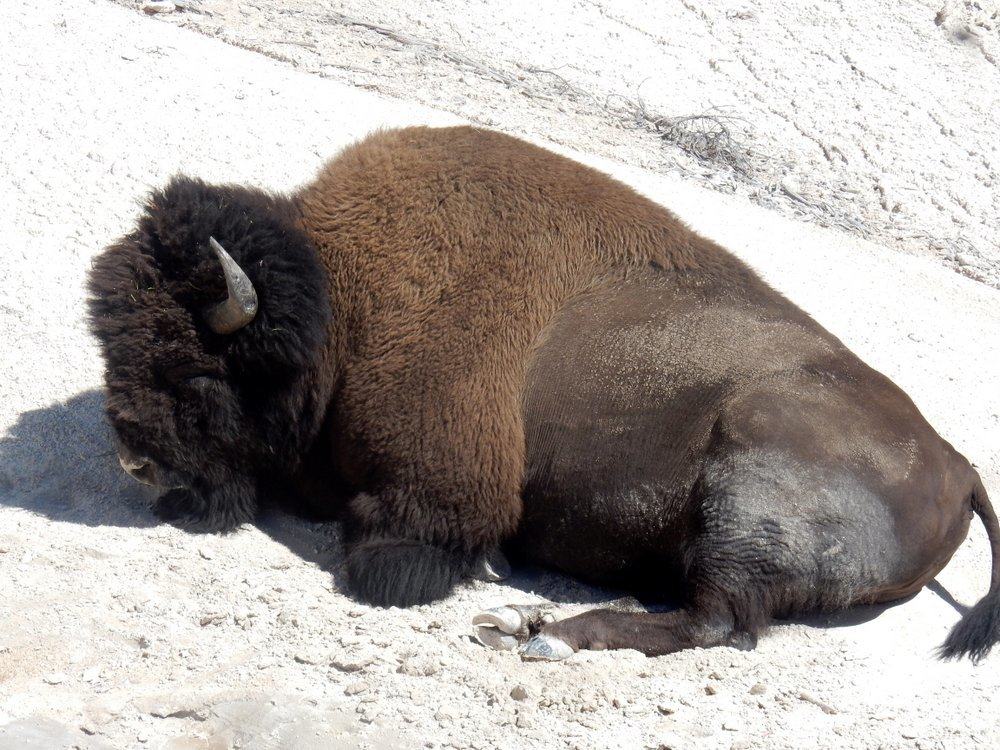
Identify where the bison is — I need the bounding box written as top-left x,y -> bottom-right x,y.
88,126 -> 999,661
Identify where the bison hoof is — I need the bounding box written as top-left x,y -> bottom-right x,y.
472,604 -> 563,656
472,604 -> 556,636
473,606 -> 527,635
466,548 -> 512,582
474,626 -> 520,651
519,634 -> 575,661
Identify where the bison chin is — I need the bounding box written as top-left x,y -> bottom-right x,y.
153,484 -> 259,535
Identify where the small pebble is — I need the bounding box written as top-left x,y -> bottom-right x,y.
510,685 -> 530,701
722,716 -> 743,731
748,682 -> 767,695
331,655 -> 375,673
397,656 -> 439,676
345,680 -> 370,696
43,673 -> 66,684
434,706 -> 458,722
705,684 -> 718,695
798,691 -> 838,715
142,0 -> 176,13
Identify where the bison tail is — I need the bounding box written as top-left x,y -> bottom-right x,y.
940,476 -> 1000,663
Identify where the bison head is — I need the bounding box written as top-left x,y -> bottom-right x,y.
88,176 -> 330,531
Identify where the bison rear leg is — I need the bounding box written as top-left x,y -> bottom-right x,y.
470,598 -> 743,659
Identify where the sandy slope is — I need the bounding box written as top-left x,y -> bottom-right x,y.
1,1 -> 999,749
111,0 -> 1000,290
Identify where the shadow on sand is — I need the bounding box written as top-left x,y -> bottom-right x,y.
0,389 -> 346,576
0,389 -> 967,625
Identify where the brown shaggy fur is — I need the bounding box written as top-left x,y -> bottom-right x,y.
89,127 -> 1000,659
295,127 -> 745,548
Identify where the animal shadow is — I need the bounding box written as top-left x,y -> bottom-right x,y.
0,390 -> 558,601
0,389 -> 344,573
0,390 -> 966,624
0,389 -> 154,528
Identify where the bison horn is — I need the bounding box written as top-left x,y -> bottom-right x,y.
203,237 -> 258,334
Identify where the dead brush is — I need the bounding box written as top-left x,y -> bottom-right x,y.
652,107 -> 755,176
602,86 -> 756,176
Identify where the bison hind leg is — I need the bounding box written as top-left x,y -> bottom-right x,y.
471,599 -> 755,659
344,538 -> 477,607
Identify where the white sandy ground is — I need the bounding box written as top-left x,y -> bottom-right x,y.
0,1 -> 999,748
111,0 -> 1000,290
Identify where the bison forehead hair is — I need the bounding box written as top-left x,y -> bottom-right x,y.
88,175 -> 331,529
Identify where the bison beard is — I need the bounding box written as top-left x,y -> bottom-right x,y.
88,126 -> 1000,661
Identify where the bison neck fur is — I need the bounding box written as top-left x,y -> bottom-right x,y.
88,127 -> 1000,661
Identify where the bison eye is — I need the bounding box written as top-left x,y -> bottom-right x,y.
186,375 -> 217,391
160,362 -> 219,386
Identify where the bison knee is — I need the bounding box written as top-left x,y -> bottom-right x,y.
343,537 -> 474,607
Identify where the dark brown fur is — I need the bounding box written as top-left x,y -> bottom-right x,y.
516,270 -> 997,659
88,126 -> 1000,658
293,127 -> 753,603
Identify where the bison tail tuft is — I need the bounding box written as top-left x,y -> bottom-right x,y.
940,476 -> 1000,663
939,584 -> 1000,663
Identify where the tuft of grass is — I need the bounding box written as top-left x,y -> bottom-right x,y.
652,107 -> 755,176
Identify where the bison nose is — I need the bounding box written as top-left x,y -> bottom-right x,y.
119,454 -> 157,485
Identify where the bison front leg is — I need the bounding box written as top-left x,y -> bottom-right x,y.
337,360 -> 526,606
341,478 -> 521,607
519,608 -> 756,659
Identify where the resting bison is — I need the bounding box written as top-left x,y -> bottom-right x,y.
88,126 -> 999,661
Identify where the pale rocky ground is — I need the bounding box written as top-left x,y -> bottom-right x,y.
116,0 -> 1000,289
1,1 -> 999,749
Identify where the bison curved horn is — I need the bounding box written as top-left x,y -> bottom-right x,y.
203,237 -> 258,334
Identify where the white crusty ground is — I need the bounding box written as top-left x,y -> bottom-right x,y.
110,0 -> 1000,290
0,1 -> 998,749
